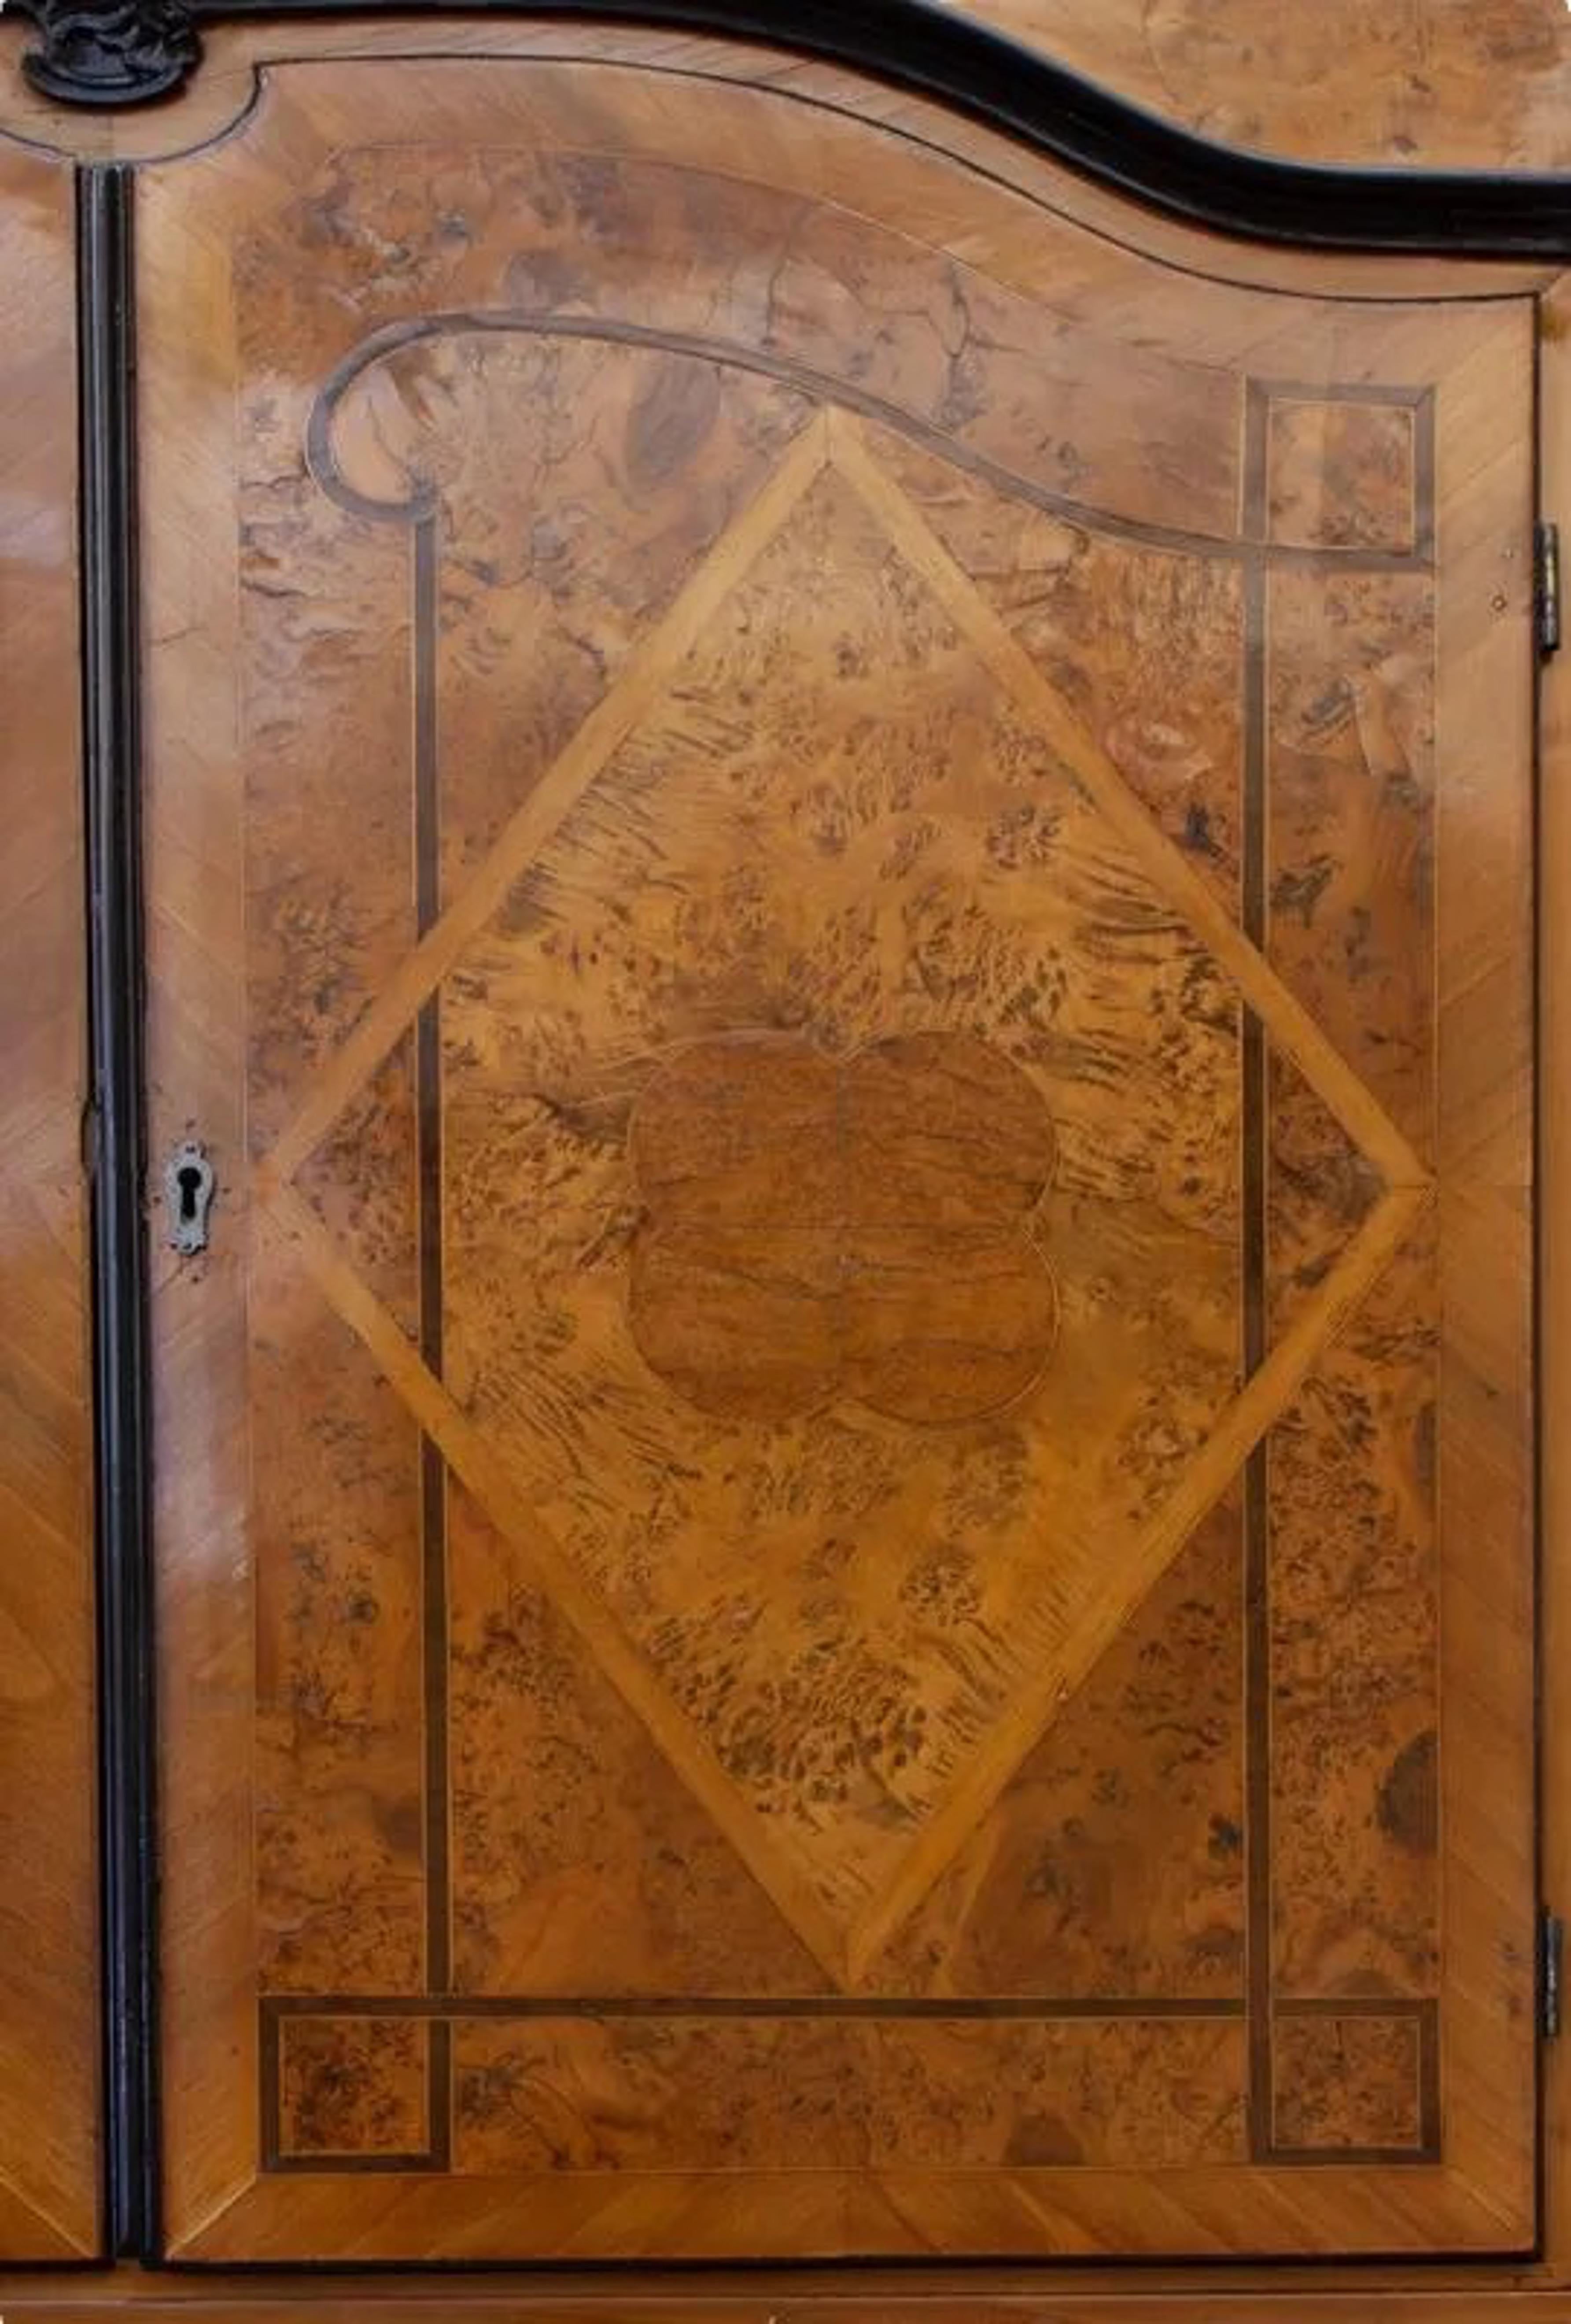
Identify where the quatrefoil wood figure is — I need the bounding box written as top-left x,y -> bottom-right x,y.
628,1031 -> 1060,1426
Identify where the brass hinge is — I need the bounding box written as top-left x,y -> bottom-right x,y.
1537,520 -> 1561,658
1543,1908 -> 1564,2039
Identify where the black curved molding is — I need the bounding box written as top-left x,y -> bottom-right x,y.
10,0 -> 1571,256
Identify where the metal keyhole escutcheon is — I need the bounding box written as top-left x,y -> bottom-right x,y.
163,1139 -> 215,1255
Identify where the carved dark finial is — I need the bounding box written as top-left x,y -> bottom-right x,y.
19,0 -> 201,107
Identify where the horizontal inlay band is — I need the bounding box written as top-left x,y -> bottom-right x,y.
261,1994 -> 1248,2021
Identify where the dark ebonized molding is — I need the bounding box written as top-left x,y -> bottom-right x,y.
77,160 -> 159,2264
8,0 -> 1571,255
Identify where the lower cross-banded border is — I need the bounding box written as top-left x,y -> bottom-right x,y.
255,1992 -> 1439,2176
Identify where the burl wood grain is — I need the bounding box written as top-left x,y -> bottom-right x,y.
1267,1053 -> 1382,1344
0,141 -> 99,2261
431,438 -> 1241,1956
252,1250 -> 426,1997
379,341 -> 816,903
1271,2013 -> 1426,2154
878,1488 -> 1245,1999
871,434 -> 1246,916
137,51 -> 1537,2264
628,1033 -> 1059,1424
238,376 -> 416,1162
451,2015 -> 1246,2172
942,0 -> 1571,171
1267,567 -> 1436,1161
1267,401 -> 1419,557
448,1480 -> 822,1998
294,1037 -> 419,1338
265,141 -> 1243,544
1268,1219 -> 1440,2002
278,2020 -> 428,2161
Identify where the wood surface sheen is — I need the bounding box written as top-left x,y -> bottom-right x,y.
0,140 -> 101,2262
133,44 -> 1539,2268
940,0 -> 1571,172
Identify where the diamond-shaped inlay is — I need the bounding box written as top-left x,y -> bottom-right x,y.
270,408 -> 1423,1986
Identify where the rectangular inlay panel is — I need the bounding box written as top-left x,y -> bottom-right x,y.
275,2018 -> 433,2167
1271,2005 -> 1435,2158
142,46 -> 1537,2264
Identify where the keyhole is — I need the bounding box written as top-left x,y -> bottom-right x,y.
163,1140 -> 214,1255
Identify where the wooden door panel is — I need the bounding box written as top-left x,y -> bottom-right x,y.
140,50 -> 1536,2262
0,140 -> 101,2260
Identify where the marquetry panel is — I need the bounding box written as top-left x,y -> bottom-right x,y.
140,51 -> 1536,2263
0,141 -> 100,2262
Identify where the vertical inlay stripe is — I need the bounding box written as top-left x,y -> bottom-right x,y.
1241,379 -> 1273,2161
413,514 -> 452,2053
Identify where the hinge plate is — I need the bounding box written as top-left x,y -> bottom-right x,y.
1537,520 -> 1561,658
1542,1908 -> 1564,2039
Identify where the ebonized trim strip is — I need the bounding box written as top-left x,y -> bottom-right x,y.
77,157 -> 159,2263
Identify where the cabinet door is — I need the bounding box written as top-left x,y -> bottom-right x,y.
0,139 -> 101,2261
140,41 -> 1537,2263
